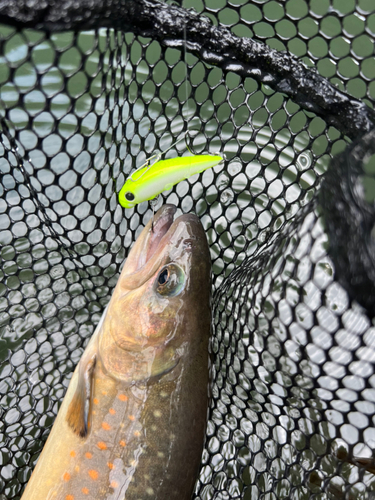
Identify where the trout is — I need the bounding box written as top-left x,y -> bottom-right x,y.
21,204 -> 211,500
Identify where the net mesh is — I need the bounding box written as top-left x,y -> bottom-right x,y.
0,0 -> 375,498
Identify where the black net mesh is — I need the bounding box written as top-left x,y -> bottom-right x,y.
0,0 -> 375,498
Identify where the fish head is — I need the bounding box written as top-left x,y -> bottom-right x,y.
99,204 -> 211,382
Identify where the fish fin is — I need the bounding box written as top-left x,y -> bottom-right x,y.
66,353 -> 96,438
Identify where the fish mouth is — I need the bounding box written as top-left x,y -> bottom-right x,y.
143,204 -> 178,266
120,204 -> 200,290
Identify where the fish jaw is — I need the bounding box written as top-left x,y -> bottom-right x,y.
99,207 -> 212,382
122,204 -> 177,274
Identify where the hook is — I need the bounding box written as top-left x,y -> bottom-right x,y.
184,128 -> 201,156
128,128 -> 214,185
129,130 -> 194,183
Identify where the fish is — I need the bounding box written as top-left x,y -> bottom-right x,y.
118,154 -> 223,208
21,204 -> 212,500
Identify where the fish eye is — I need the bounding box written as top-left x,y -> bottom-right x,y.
125,192 -> 135,201
155,264 -> 185,297
158,268 -> 170,285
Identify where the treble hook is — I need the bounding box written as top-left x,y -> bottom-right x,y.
184,128 -> 201,155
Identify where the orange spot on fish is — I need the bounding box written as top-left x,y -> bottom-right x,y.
107,462 -> 114,469
119,440 -> 126,447
128,415 -> 135,421
102,422 -> 111,430
70,450 -> 76,458
111,481 -> 119,488
93,398 -> 99,405
82,488 -> 89,495
63,472 -> 70,482
118,394 -> 128,401
88,470 -> 98,480
97,441 -> 107,450
66,496 -> 74,500
109,408 -> 116,415
134,430 -> 141,437
85,452 -> 92,459
102,390 -> 107,395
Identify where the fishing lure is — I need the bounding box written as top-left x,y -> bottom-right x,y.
119,135 -> 223,208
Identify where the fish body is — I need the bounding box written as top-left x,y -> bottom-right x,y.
119,155 -> 223,208
21,204 -> 212,500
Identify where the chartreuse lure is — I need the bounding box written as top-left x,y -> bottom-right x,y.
119,153 -> 223,209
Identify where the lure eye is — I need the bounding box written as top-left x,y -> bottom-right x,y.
155,264 -> 185,297
125,192 -> 135,201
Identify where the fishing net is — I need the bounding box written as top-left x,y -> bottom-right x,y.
0,0 -> 375,498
